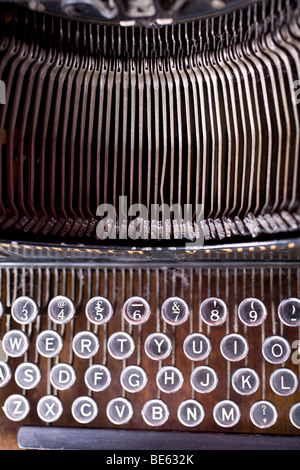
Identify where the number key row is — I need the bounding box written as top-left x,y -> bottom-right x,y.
4,295 -> 300,327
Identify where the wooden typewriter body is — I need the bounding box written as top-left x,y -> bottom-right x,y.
0,0 -> 300,450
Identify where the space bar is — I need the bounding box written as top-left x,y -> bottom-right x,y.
18,426 -> 300,450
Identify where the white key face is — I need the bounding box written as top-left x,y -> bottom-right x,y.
48,296 -> 75,324
50,363 -> 76,390
262,336 -> 291,364
72,331 -> 100,359
14,362 -> 41,390
120,366 -> 148,393
107,332 -> 135,359
36,330 -> 63,358
85,297 -> 113,325
37,395 -> 63,423
213,400 -> 241,428
84,365 -> 111,392
11,296 -> 38,324
177,400 -> 205,427
3,394 -> 30,421
141,399 -> 169,427
123,297 -> 151,325
199,297 -> 228,326
2,330 -> 29,357
72,396 -> 98,424
161,297 -> 190,325
144,333 -> 172,360
106,398 -> 133,425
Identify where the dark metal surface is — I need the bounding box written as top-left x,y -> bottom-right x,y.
17,426 -> 300,450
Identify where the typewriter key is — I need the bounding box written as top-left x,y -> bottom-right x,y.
0,361 -> 11,387
120,365 -> 148,393
2,330 -> 29,357
15,362 -> 41,390
156,366 -> 184,393
3,394 -> 30,421
50,363 -> 76,390
199,297 -> 228,326
11,296 -> 38,325
183,333 -> 211,361
161,297 -> 190,325
220,333 -> 249,361
141,399 -> 169,427
190,365 -> 218,393
278,298 -> 300,327
177,399 -> 205,427
48,295 -> 75,324
262,336 -> 291,364
85,296 -> 113,325
72,396 -> 98,424
213,400 -> 241,428
290,403 -> 300,429
231,368 -> 260,395
238,298 -> 267,326
123,296 -> 151,325
84,364 -> 111,392
36,330 -> 63,358
37,395 -> 63,423
250,400 -> 278,428
107,331 -> 135,360
269,368 -> 298,396
72,331 -> 100,359
144,332 -> 172,360
106,397 -> 133,425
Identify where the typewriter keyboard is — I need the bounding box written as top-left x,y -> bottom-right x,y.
0,264 -> 300,447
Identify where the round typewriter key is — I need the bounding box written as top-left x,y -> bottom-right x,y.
48,295 -> 75,324
190,365 -> 218,393
37,395 -> 63,423
36,330 -> 63,358
238,298 -> 267,326
144,332 -> 172,360
106,397 -> 133,425
269,368 -> 298,396
15,362 -> 41,390
0,361 -> 11,387
84,364 -> 111,392
231,368 -> 260,395
177,399 -> 205,427
72,330 -> 100,359
262,336 -> 291,364
50,363 -> 76,390
183,333 -> 211,361
250,400 -> 278,428
123,296 -> 151,325
11,296 -> 38,325
142,399 -> 169,427
85,296 -> 113,325
156,366 -> 184,393
3,394 -> 30,421
161,297 -> 190,325
107,331 -> 135,360
213,400 -> 241,428
289,403 -> 300,429
199,297 -> 228,326
120,365 -> 148,393
220,333 -> 249,361
72,396 -> 98,424
278,298 -> 300,327
2,330 -> 29,357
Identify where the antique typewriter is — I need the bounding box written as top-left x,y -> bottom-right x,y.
0,0 -> 300,450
